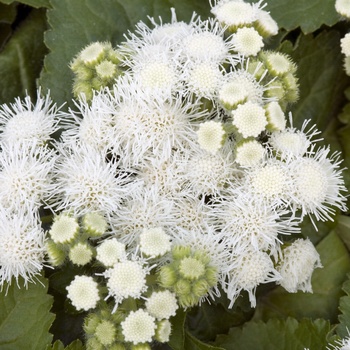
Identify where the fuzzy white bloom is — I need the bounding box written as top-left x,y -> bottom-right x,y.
232,27 -> 264,56
69,243 -> 93,266
121,309 -> 156,345
49,213 -> 79,244
196,121 -> 226,154
226,249 -> 281,307
265,52 -> 296,77
335,0 -> 350,19
327,334 -> 350,350
268,119 -> 321,159
232,101 -> 267,138
79,42 -> 105,64
66,275 -> 100,311
139,227 -> 172,258
82,212 -> 108,237
341,33 -> 350,56
211,0 -> 258,28
0,91 -> 61,146
0,142 -> 56,211
155,319 -> 172,343
96,238 -> 126,267
276,238 -> 322,293
186,62 -> 223,99
235,139 -> 265,167
50,144 -> 128,216
104,260 -> 148,309
146,290 -> 178,319
288,147 -> 347,223
0,208 -> 46,288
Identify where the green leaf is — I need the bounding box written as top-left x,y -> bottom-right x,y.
47,340 -> 84,350
0,3 -> 17,51
168,309 -> 187,350
0,275 -> 54,350
253,231 -> 350,323
0,0 -> 49,8
337,275 -> 350,339
0,8 -> 48,104
336,215 -> 350,250
185,331 -> 224,350
215,318 -> 332,350
289,31 -> 349,131
264,0 -> 340,34
39,0 -> 211,108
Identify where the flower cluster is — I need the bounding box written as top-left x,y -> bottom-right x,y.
0,0 -> 348,348
335,0 -> 350,75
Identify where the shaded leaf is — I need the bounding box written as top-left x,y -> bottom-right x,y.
289,31 -> 350,131
264,0 -> 340,34
0,275 -> 54,350
337,275 -> 350,339
185,330 -> 224,350
0,0 -> 49,8
336,215 -> 350,250
253,231 -> 350,323
47,339 -> 84,350
0,8 -> 48,104
168,309 -> 186,350
0,3 -> 17,51
215,318 -> 332,350
39,0 -> 211,108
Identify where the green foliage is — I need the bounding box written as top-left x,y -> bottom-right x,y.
46,340 -> 84,350
0,275 -> 54,350
264,0 -> 340,34
0,8 -> 48,104
215,318 -> 333,350
253,231 -> 350,323
0,0 -> 49,8
337,275 -> 350,339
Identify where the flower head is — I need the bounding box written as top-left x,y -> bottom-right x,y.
232,27 -> 264,56
66,275 -> 100,311
96,238 -> 126,267
145,290 -> 178,319
139,227 -> 172,258
196,120 -> 226,154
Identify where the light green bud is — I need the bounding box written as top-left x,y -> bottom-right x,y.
95,320 -> 117,346
158,265 -> 177,288
45,240 -> 66,266
83,313 -> 100,335
192,279 -> 210,298
69,242 -> 94,266
172,245 -> 191,260
82,212 -> 108,237
174,279 -> 191,296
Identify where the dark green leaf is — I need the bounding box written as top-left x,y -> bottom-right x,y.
253,231 -> 350,323
0,275 -> 54,350
289,31 -> 349,131
337,275 -> 350,339
264,0 -> 340,34
0,0 -> 49,8
215,318 -> 332,350
46,339 -> 84,350
185,330 -> 224,350
0,8 -> 48,104
168,309 -> 186,350
39,0 -> 211,108
336,215 -> 350,250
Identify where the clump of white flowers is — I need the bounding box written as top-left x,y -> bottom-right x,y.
0,0 -> 347,349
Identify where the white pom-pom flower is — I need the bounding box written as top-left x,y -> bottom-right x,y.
255,9 -> 279,37
96,238 -> 126,267
335,0 -> 350,19
235,139 -> 265,167
276,238 -> 322,293
0,208 -> 46,288
145,290 -> 178,319
341,33 -> 350,56
121,309 -> 156,345
49,213 -> 79,244
232,101 -> 267,138
196,120 -> 226,154
265,101 -> 286,131
139,227 -> 172,258
232,27 -> 264,56
66,275 -> 100,311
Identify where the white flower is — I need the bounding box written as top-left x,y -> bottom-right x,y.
287,147 -> 347,223
49,213 -> 79,244
226,249 -> 281,307
255,9 -> 279,37
49,144 -> 128,216
276,238 -> 322,293
145,290 -> 178,319
121,309 -> 156,344
268,118 -> 321,159
196,120 -> 226,154
265,101 -> 286,131
0,90 -> 61,146
96,238 -> 126,267
327,334 -> 350,350
335,0 -> 350,19
264,52 -> 296,77
69,243 -> 93,266
0,208 -> 46,288
0,142 -> 56,211
78,42 -> 105,65
211,0 -> 258,29
66,275 -> 100,311
232,27 -> 264,56
82,212 -> 108,237
155,319 -> 172,343
235,139 -> 265,167
104,260 -> 148,309
232,101 -> 267,138
341,33 -> 350,56
139,227 -> 172,258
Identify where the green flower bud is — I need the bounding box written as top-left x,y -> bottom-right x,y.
192,279 -> 210,298
158,265 -> 177,288
73,80 -> 94,100
155,319 -> 172,343
45,239 -> 66,266
69,242 -> 94,266
82,212 -> 108,237
205,266 -> 218,287
172,245 -> 191,260
86,337 -> 104,350
96,60 -> 117,80
95,319 -> 117,346
84,313 -> 100,335
109,344 -> 126,350
130,344 -> 152,350
179,257 -> 205,280
178,293 -> 199,308
174,279 -> 191,296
